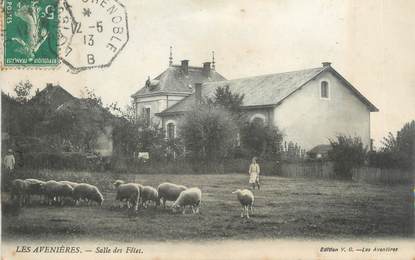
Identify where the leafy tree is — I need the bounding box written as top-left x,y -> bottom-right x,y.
369,120 -> 415,170
329,135 -> 367,178
240,120 -> 283,160
395,120 -> 415,169
208,85 -> 244,119
14,81 -> 33,104
180,103 -> 238,172
380,132 -> 398,153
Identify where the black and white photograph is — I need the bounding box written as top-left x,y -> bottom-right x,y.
1,1 -> 414,259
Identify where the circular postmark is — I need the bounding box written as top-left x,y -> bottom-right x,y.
58,0 -> 129,72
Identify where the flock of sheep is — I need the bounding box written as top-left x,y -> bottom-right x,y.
9,178 -> 255,218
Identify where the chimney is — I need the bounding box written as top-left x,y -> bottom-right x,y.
46,83 -> 53,88
322,62 -> 331,67
181,60 -> 189,75
195,83 -> 202,104
202,62 -> 211,76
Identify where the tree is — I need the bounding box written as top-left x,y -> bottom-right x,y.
208,85 -> 244,119
328,135 -> 367,178
395,120 -> 415,169
240,120 -> 283,160
380,132 -> 398,153
369,120 -> 415,170
14,81 -> 33,104
180,103 -> 238,172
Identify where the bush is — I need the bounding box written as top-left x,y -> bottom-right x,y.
367,151 -> 402,169
329,135 -> 367,178
19,152 -> 104,171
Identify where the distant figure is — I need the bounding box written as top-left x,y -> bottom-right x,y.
3,149 -> 16,175
249,157 -> 260,190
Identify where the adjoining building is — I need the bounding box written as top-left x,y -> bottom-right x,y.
132,55 -> 378,151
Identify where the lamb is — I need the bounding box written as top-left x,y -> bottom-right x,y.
157,182 -> 187,208
113,180 -> 141,210
141,186 -> 159,208
42,180 -> 74,205
72,183 -> 104,206
172,187 -> 202,214
10,179 -> 29,206
232,189 -> 254,219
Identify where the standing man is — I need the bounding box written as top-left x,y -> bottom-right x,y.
3,149 -> 16,176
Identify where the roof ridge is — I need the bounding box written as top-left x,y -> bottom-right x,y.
203,67 -> 324,85
158,93 -> 195,114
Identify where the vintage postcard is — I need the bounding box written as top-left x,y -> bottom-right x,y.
1,0 -> 414,259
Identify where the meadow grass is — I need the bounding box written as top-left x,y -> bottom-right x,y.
2,170 -> 413,242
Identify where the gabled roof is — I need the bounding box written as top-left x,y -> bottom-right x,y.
29,84 -> 76,110
158,65 -> 379,115
158,67 -> 324,115
131,65 -> 226,98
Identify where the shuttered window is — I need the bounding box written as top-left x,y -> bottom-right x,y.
143,107 -> 151,126
167,123 -> 175,140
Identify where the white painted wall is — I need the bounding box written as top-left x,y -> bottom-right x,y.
134,94 -> 188,126
273,70 -> 371,150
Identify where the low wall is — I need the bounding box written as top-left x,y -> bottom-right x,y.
279,161 -> 336,178
352,167 -> 413,184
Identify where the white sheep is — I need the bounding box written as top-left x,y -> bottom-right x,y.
41,180 -> 58,205
10,179 -> 29,206
157,182 -> 187,208
232,189 -> 254,219
72,183 -> 104,206
25,178 -> 46,204
141,186 -> 159,208
59,180 -> 80,188
42,180 -> 74,205
172,187 -> 202,214
113,180 -> 141,210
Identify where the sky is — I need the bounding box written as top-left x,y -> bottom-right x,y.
1,0 -> 414,147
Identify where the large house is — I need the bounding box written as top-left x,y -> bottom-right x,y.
132,59 -> 378,151
131,59 -> 226,127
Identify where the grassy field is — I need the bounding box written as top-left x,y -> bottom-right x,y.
2,170 -> 413,242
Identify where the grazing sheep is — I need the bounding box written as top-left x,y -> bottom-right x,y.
232,189 -> 254,219
172,187 -> 202,214
59,180 -> 80,188
113,180 -> 141,210
72,183 -> 104,206
141,186 -> 159,208
157,182 -> 187,208
10,179 -> 29,206
25,179 -> 46,204
42,180 -> 74,205
41,180 -> 58,205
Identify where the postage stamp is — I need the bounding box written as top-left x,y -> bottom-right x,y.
59,0 -> 129,73
4,0 -> 59,66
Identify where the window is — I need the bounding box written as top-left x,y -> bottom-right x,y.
252,117 -> 265,127
143,107 -> 151,126
167,123 -> 175,140
321,81 -> 329,99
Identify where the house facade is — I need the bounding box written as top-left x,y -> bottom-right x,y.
131,59 -> 226,128
133,61 -> 378,151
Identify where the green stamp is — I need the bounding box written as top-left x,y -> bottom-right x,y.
4,0 -> 59,66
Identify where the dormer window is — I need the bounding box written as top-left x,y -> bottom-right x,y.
320,80 -> 329,99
